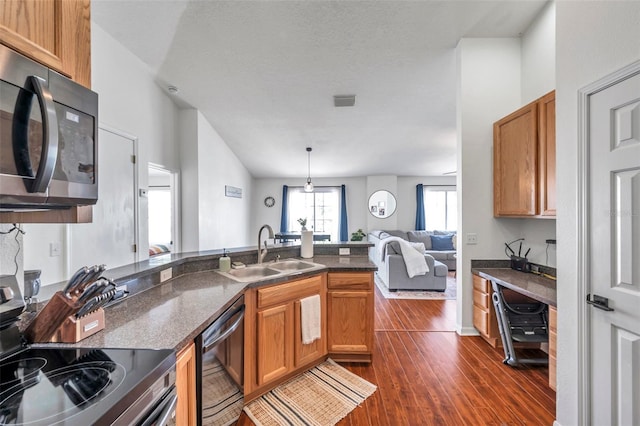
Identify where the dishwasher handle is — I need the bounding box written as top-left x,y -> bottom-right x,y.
202,305 -> 245,351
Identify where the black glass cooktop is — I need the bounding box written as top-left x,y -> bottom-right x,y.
0,346 -> 174,425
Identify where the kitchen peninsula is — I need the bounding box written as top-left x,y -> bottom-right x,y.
20,242 -> 376,424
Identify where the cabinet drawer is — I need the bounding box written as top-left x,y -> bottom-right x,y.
328,272 -> 372,290
473,275 -> 490,293
257,275 -> 323,309
473,289 -> 491,310
473,307 -> 489,336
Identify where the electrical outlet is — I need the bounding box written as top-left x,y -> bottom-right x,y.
466,233 -> 478,245
49,242 -> 61,257
339,248 -> 350,256
160,268 -> 172,282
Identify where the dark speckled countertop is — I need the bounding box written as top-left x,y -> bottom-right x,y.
32,255 -> 376,352
472,268 -> 557,306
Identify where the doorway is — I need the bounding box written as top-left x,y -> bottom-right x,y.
148,164 -> 180,255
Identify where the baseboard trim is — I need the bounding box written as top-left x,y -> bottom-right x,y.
457,326 -> 480,336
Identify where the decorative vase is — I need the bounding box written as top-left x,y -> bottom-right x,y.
301,230 -> 313,258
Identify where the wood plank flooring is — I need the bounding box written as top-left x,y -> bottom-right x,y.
238,277 -> 556,425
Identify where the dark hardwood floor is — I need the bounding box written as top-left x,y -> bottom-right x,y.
238,276 -> 556,425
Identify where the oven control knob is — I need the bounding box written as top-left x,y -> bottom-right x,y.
0,286 -> 14,303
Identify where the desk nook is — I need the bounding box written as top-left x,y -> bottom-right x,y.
472,266 -> 557,391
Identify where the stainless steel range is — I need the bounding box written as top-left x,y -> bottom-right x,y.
0,275 -> 177,425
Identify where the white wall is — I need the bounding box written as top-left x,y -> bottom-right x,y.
555,2 -> 640,424
251,177 -> 367,241
521,1 -> 556,104
180,110 -> 253,251
251,175 -> 455,241
21,23 -> 180,285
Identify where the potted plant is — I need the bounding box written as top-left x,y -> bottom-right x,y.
351,229 -> 366,241
297,218 -> 307,231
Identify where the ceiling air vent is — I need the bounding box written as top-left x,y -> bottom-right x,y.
333,95 -> 356,107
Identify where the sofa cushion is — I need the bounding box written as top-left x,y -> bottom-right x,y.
407,230 -> 433,250
434,230 -> 456,235
431,234 -> 455,250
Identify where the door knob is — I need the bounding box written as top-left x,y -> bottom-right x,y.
586,294 -> 614,311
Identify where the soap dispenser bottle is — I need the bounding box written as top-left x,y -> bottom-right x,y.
219,249 -> 231,272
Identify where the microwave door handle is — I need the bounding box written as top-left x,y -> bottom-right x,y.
25,76 -> 58,193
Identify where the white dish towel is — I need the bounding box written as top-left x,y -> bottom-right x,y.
300,294 -> 321,344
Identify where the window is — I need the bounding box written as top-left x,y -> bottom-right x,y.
423,186 -> 457,231
287,186 -> 341,241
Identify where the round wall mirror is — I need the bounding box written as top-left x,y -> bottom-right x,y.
368,190 -> 397,218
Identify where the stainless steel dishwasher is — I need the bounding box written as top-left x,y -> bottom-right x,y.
196,295 -> 245,426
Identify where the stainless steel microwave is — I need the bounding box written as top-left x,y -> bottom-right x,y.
0,44 -> 98,210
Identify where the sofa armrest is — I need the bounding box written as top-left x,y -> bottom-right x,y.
385,252 -> 436,275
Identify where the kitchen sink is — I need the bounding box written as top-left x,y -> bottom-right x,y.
270,260 -> 317,272
218,265 -> 281,282
216,259 -> 322,282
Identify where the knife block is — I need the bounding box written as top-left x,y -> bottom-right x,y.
51,308 -> 105,343
24,291 -> 80,343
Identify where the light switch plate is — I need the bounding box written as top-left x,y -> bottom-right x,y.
160,268 -> 172,282
339,248 -> 350,256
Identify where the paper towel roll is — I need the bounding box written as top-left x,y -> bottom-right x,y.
301,230 -> 313,258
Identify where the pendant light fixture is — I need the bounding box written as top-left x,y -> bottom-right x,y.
304,147 -> 314,192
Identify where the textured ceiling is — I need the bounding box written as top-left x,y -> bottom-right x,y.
92,0 -> 547,178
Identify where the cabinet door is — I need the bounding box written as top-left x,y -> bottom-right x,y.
175,342 -> 196,426
256,303 -> 293,386
0,0 -> 91,87
293,292 -> 327,368
538,91 -> 556,217
327,290 -> 373,356
493,102 -> 539,216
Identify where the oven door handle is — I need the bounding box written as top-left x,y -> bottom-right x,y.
203,305 -> 245,351
138,386 -> 177,426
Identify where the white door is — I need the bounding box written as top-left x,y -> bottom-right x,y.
588,67 -> 640,425
69,127 -> 138,271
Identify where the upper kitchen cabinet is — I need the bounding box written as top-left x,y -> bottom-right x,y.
0,0 -> 91,88
493,90 -> 556,218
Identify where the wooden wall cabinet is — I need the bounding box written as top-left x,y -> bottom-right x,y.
175,342 -> 197,426
0,0 -> 92,88
493,90 -> 556,218
244,274 -> 327,401
548,305 -> 557,391
472,274 -> 500,347
327,272 -> 374,362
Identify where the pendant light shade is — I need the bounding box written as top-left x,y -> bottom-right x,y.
304,147 -> 314,192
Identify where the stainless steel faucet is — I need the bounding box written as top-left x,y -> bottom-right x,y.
257,224 -> 274,264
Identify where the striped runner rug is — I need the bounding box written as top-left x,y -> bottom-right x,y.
243,358 -> 377,426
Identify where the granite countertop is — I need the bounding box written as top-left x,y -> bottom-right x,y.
32,255 -> 376,352
472,267 -> 557,306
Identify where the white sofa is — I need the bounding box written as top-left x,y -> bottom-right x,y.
368,230 -> 449,291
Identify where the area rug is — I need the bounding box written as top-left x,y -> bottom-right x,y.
243,358 -> 377,426
374,272 -> 457,300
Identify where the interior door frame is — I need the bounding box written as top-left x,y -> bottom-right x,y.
148,163 -> 181,254
577,59 -> 640,426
